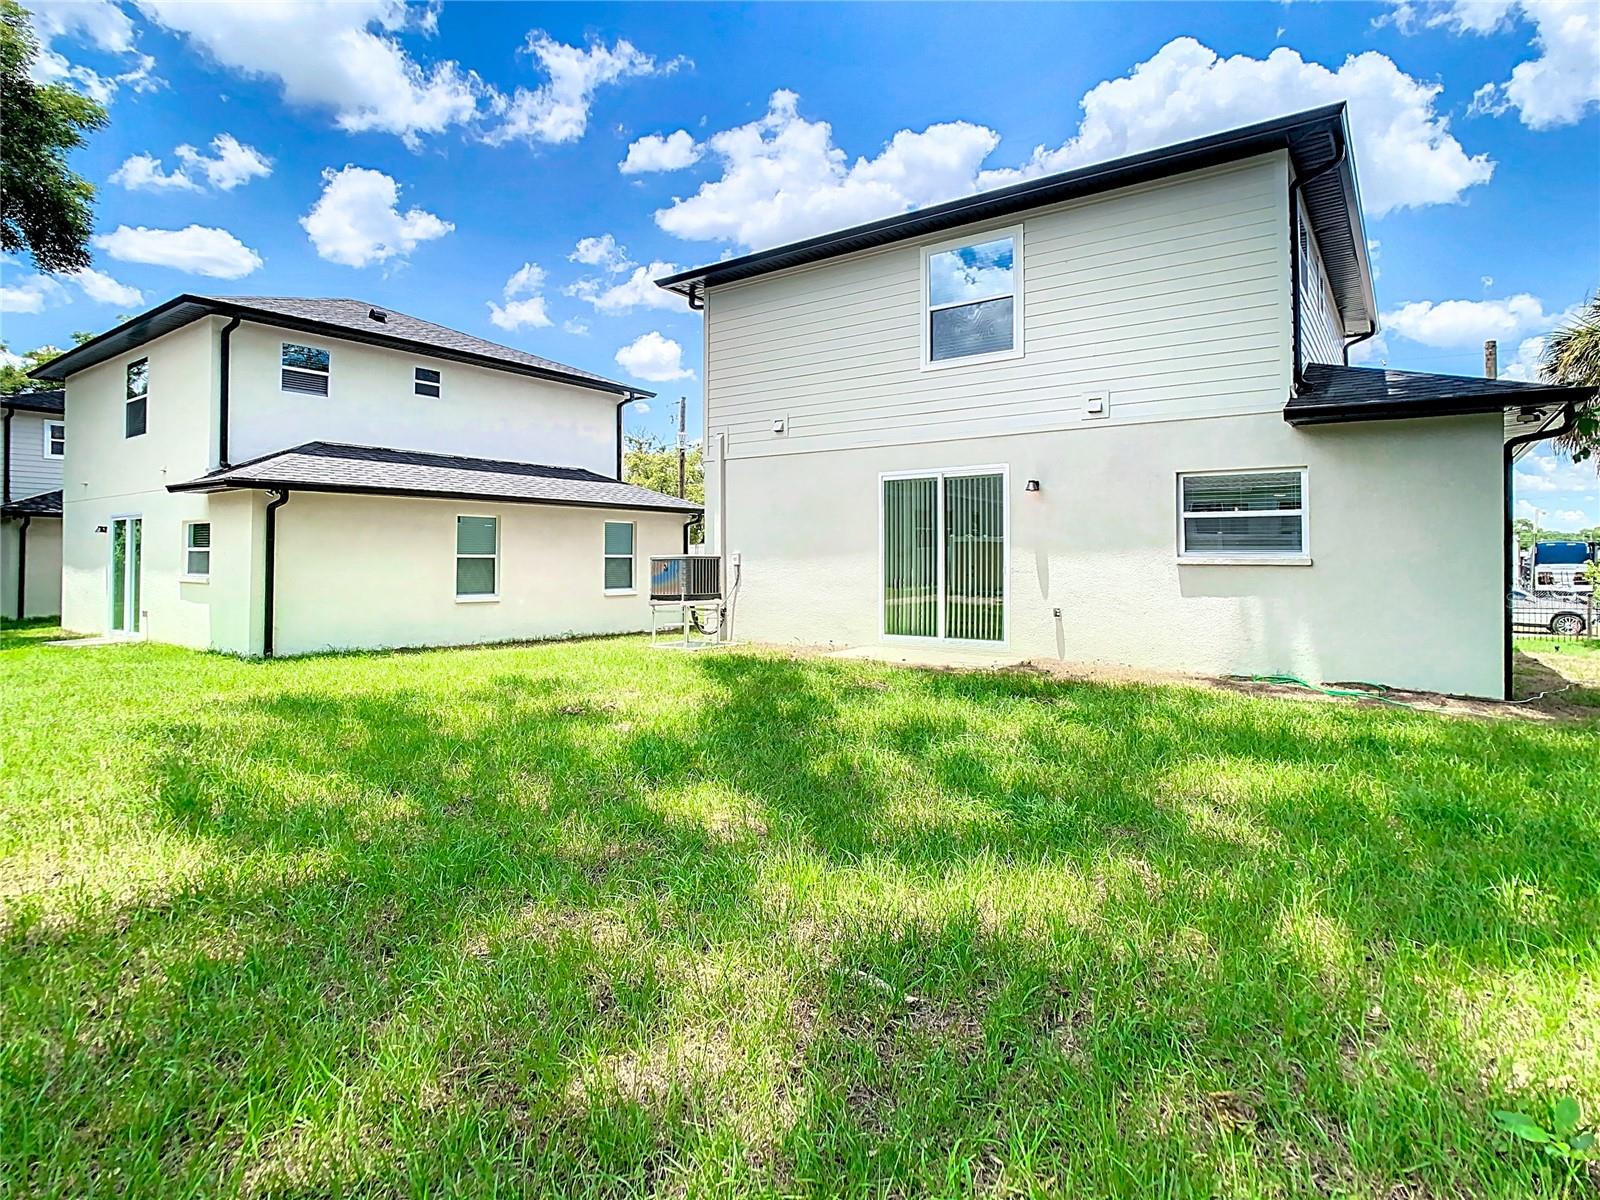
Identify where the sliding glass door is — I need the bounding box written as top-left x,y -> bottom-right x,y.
882,470 -> 1006,643
109,516 -> 142,635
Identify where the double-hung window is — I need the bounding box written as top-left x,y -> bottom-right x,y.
281,343 -> 330,396
183,522 -> 211,580
603,521 -> 634,592
44,421 -> 65,458
455,515 -> 498,599
125,358 -> 148,438
1178,470 -> 1308,562
414,367 -> 441,398
923,228 -> 1021,367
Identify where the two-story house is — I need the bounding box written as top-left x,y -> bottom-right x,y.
33,297 -> 699,655
2,389 -> 66,620
658,105 -> 1592,699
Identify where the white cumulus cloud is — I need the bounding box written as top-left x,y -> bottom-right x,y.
94,224 -> 263,278
620,129 -> 701,174
568,262 -> 687,314
487,262 -> 552,331
976,37 -> 1493,218
486,34 -> 683,145
0,273 -> 69,314
25,0 -> 156,105
111,134 -> 272,193
655,89 -> 1000,250
301,166 -> 452,268
1382,293 -> 1575,347
569,234 -> 631,273
66,267 -> 144,307
615,331 -> 693,382
134,0 -> 483,146
110,153 -> 201,192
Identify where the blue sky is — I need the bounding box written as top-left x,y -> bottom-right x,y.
4,0 -> 1597,527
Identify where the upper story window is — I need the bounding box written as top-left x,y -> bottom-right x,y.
1178,469 -> 1307,562
125,358 -> 148,438
44,421 -> 65,458
923,228 -> 1022,368
414,366 -> 441,398
282,343 -> 330,397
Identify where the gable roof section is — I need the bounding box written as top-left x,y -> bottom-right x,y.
2,390 -> 65,415
2,489 -> 63,518
169,441 -> 701,514
658,104 -> 1377,339
30,296 -> 648,399
1288,363 -> 1594,426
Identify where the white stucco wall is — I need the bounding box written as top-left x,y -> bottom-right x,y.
2,516 -> 62,619
715,411 -> 1506,698
267,492 -> 691,656
6,409 -> 65,500
59,318 -> 219,643
225,323 -> 620,474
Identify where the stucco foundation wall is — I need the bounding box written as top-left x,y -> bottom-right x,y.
268,492 -> 691,656
718,411 -> 1506,697
2,517 -> 62,618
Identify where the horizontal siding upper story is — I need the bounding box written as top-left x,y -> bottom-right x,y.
1297,195 -> 1344,369
705,153 -> 1293,461
7,410 -> 64,500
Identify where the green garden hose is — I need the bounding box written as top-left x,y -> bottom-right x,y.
1227,673 -> 1423,708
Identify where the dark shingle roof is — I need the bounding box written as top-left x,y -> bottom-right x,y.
168,442 -> 701,514
1287,364 -> 1594,425
2,390 -> 64,414
2,489 -> 62,517
30,297 -> 648,398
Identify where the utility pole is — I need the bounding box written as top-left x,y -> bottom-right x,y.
676,395 -> 687,499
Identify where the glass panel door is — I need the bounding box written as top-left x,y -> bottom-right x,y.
944,473 -> 1005,642
883,476 -> 939,637
882,472 -> 1005,642
109,517 -> 142,634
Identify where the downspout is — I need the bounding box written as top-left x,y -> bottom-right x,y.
218,315 -> 242,468
14,514 -> 29,619
614,393 -> 636,481
1503,403 -> 1578,699
1342,327 -> 1378,366
262,489 -> 290,658
686,282 -> 704,312
2,404 -> 13,506
1287,143 -> 1347,391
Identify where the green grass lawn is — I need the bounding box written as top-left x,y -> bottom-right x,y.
3,630 -> 1598,1198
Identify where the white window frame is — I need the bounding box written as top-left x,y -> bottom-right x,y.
181,520 -> 211,583
920,224 -> 1024,372
414,365 -> 441,398
43,420 -> 65,458
281,342 -> 331,398
877,463 -> 1010,647
603,520 -> 636,595
454,513 -> 500,602
1176,467 -> 1311,566
125,357 -> 148,439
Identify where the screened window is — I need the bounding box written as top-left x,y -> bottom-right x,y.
1179,470 -> 1306,559
45,421 -> 66,457
125,358 -> 148,438
604,521 -> 634,591
455,515 -> 498,598
282,343 -> 330,396
184,522 -> 211,579
925,232 -> 1019,364
414,366 -> 441,398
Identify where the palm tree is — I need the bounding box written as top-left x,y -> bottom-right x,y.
1539,294 -> 1600,466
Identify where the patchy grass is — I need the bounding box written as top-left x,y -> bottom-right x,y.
2,632 -> 1597,1198
1514,639 -> 1600,713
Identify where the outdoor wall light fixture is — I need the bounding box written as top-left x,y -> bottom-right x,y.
1025,480 -> 1041,492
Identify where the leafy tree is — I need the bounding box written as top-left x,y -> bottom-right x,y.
624,432 -> 704,504
0,0 -> 107,273
1539,294 -> 1600,467
0,332 -> 93,394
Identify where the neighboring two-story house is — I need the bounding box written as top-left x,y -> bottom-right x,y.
33,297 -> 699,655
2,389 -> 66,620
659,105 -> 1592,698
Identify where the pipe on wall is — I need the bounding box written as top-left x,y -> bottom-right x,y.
615,396 -> 633,480
14,514 -> 29,619
263,489 -> 290,657
218,315 -> 242,467
2,405 -> 13,506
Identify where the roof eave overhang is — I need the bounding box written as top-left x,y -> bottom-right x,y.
166,476 -> 701,515
658,103 -> 1377,336
30,295 -> 648,399
1285,388 -> 1585,427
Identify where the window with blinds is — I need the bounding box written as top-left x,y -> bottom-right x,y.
924,229 -> 1021,366
184,522 -> 211,579
1179,470 -> 1306,559
455,515 -> 498,598
282,343 -> 330,396
883,470 -> 1005,642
